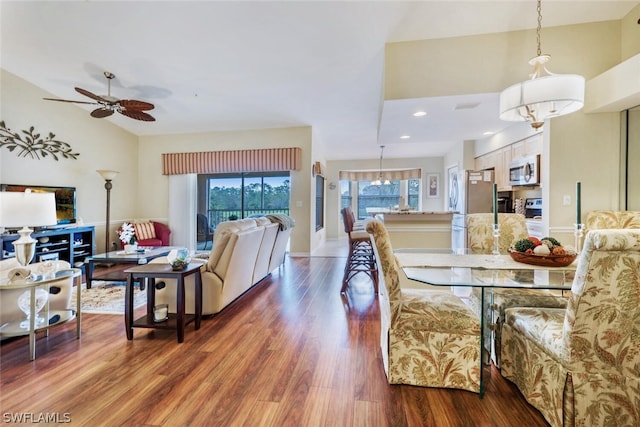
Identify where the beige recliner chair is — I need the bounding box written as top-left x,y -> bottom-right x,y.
500,229 -> 640,427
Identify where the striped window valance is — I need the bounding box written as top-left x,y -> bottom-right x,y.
162,147 -> 301,175
339,168 -> 422,182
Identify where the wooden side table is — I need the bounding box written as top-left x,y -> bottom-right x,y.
124,262 -> 202,343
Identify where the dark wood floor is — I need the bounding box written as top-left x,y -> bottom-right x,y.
0,256 -> 549,426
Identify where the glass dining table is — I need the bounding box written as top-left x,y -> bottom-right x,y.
394,248 -> 578,397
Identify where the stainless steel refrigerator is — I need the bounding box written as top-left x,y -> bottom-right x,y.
449,170 -> 495,251
448,169 -> 495,214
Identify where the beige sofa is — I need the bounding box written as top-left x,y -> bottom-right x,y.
152,216 -> 293,315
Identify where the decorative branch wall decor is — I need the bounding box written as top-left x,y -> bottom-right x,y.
0,120 -> 79,160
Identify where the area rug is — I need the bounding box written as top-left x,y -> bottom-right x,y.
72,281 -> 147,315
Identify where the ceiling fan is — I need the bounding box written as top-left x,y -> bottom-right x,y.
44,71 -> 155,122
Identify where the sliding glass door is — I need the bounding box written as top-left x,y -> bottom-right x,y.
200,172 -> 290,229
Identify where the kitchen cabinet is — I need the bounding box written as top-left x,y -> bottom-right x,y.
511,134 -> 542,160
497,147 -> 512,191
475,148 -> 512,191
475,133 -> 542,191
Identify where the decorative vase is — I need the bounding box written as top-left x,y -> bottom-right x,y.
17,288 -> 49,329
125,244 -> 138,253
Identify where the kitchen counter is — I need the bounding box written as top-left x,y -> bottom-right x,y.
377,211 -> 453,221
377,211 -> 453,248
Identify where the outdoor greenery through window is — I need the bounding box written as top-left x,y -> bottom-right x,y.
340,179 -> 420,220
202,172 -> 290,228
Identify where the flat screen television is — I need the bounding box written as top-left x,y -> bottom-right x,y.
0,184 -> 77,225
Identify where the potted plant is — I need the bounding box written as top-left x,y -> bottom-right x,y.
118,222 -> 137,253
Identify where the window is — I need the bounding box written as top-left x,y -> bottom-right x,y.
315,175 -> 325,231
341,179 -> 420,220
200,172 -> 290,228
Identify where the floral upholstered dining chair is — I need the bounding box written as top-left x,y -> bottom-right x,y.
465,213 -> 568,368
366,219 -> 481,393
500,229 -> 640,427
584,210 -> 640,233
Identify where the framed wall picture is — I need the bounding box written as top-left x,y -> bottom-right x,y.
427,173 -> 440,198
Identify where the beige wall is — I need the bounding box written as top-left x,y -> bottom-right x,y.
621,3 -> 640,60
385,21 -> 622,101
138,127 -> 313,255
1,70 -> 314,255
385,20 -> 629,242
0,69 -> 139,252
325,156 -> 443,240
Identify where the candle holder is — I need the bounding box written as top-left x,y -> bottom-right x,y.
574,223 -> 584,253
492,224 -> 501,255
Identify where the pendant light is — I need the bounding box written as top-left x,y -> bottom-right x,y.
372,145 -> 390,186
499,0 -> 585,129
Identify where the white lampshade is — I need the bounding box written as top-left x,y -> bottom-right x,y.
0,190 -> 57,228
97,169 -> 119,180
500,73 -> 585,127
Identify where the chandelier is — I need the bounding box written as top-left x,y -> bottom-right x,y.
371,145 -> 390,186
499,0 -> 585,129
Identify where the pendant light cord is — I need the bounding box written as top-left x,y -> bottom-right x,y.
536,0 -> 542,57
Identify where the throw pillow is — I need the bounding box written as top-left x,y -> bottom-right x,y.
134,222 -> 156,241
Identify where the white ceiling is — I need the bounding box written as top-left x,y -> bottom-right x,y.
1,1 -> 637,161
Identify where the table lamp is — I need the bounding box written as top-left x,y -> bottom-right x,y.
0,189 -> 57,266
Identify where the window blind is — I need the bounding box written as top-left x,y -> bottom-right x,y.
162,147 -> 301,175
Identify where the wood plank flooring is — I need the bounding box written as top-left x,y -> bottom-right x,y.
0,256 -> 549,426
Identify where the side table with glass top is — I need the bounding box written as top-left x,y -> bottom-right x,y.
0,268 -> 82,360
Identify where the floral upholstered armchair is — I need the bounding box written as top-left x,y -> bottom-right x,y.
366,220 -> 481,393
465,213 -> 567,368
500,228 -> 640,427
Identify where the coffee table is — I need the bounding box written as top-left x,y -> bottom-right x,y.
85,246 -> 179,289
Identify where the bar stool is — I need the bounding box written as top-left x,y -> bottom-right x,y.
340,207 -> 378,294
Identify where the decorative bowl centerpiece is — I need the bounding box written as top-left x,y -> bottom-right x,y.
509,236 -> 577,267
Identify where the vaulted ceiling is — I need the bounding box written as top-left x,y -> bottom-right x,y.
1,1 -> 637,160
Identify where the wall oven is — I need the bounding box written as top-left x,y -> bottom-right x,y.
509,155 -> 540,186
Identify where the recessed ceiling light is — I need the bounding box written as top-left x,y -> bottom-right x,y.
483,131 -> 495,136
413,111 -> 427,117
400,135 -> 411,139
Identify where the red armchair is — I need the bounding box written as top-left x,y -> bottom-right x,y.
119,221 -> 171,248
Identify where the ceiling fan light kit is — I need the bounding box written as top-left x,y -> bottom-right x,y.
499,0 -> 585,129
44,71 -> 156,122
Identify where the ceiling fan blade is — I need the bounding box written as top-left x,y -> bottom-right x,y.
119,109 -> 155,122
75,87 -> 108,102
91,108 -> 114,118
118,99 -> 155,111
43,97 -> 98,105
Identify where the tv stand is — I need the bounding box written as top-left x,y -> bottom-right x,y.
0,225 -> 95,266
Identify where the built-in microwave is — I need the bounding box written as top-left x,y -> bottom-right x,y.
509,155 -> 540,186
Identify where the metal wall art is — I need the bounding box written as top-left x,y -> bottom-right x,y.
0,121 -> 79,160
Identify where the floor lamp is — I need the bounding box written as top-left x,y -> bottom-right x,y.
97,170 -> 119,253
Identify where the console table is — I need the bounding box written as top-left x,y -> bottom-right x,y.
0,226 -> 95,267
124,262 -> 202,343
0,268 -> 82,360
